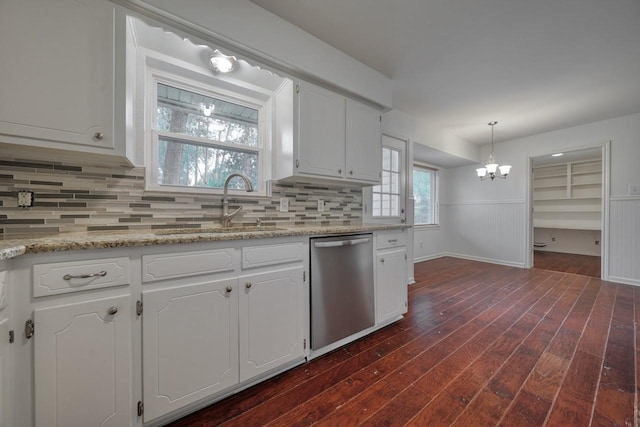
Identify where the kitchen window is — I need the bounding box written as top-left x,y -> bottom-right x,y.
413,163 -> 438,225
148,79 -> 268,194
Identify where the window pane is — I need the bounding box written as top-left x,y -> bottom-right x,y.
158,137 -> 258,189
382,147 -> 391,170
391,150 -> 399,172
156,83 -> 258,147
390,195 -> 399,216
413,167 -> 435,224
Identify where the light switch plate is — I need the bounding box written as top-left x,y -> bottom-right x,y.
279,198 -> 289,212
17,190 -> 34,208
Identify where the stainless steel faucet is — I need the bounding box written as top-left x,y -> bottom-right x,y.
221,173 -> 254,227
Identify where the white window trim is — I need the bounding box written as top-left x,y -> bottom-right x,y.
135,49 -> 273,197
413,161 -> 439,226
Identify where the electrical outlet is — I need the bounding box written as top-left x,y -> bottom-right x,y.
317,199 -> 324,212
279,198 -> 289,212
17,190 -> 34,208
630,184 -> 640,195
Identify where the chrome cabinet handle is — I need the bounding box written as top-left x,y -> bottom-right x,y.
107,306 -> 118,315
63,271 -> 107,280
226,286 -> 232,293
94,132 -> 104,140
245,283 -> 252,289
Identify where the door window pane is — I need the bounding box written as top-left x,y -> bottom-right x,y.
372,146 -> 401,218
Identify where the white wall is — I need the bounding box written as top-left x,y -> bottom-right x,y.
444,112 -> 640,284
383,110 -> 480,163
534,228 -> 601,256
128,0 -> 392,107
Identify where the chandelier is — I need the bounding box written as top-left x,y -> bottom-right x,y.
476,121 -> 511,180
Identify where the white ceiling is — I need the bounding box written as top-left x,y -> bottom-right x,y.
250,0 -> 640,146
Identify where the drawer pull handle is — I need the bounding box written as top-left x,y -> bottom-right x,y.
107,306 -> 118,315
388,239 -> 398,243
63,271 -> 107,280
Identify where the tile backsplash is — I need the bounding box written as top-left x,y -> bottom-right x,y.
0,156 -> 363,238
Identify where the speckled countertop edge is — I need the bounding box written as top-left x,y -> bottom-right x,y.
0,224 -> 410,261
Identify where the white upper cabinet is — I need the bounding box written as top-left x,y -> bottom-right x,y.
297,83 -> 346,178
346,99 -> 382,183
0,0 -> 127,160
274,80 -> 382,185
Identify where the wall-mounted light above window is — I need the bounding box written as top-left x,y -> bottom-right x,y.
209,50 -> 237,73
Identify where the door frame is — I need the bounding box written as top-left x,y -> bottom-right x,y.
525,141 -> 610,280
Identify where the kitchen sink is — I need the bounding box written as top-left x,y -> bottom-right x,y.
154,226 -> 286,235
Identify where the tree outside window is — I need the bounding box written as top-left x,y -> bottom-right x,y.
413,165 -> 437,225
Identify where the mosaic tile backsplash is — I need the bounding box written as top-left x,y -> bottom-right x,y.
0,156 -> 363,238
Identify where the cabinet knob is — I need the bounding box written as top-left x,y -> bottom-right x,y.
338,169 -> 342,174
245,282 -> 252,289
380,258 -> 385,263
226,286 -> 232,293
107,306 -> 118,315
350,170 -> 353,175
94,132 -> 104,141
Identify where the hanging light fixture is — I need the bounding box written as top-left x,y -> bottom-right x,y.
476,121 -> 511,180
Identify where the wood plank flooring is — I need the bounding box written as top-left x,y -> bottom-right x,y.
534,250 -> 601,278
168,257 -> 636,427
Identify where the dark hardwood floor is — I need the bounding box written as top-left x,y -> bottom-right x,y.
534,250 -> 601,278
169,257 -> 636,427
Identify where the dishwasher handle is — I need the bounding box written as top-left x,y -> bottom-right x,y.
314,237 -> 371,248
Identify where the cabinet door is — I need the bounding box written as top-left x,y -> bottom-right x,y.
142,279 -> 239,422
0,0 -> 115,150
346,99 -> 382,183
239,266 -> 305,381
297,82 -> 345,178
34,295 -> 131,427
376,249 -> 408,324
0,318 -> 9,427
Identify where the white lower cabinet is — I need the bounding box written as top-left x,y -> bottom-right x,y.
142,278 -> 239,423
33,295 -> 131,427
0,317 -> 9,427
376,235 -> 408,325
239,266 -> 305,381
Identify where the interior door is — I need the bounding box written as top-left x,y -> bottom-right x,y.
364,134 -> 407,224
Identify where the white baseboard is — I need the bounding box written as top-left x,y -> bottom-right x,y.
607,276 -> 640,287
444,252 -> 526,268
413,253 -> 447,263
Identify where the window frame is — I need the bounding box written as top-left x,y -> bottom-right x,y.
144,68 -> 272,196
413,162 -> 439,227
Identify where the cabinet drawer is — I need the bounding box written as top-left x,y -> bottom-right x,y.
142,248 -> 235,282
33,257 -> 130,297
242,242 -> 304,269
377,233 -> 406,249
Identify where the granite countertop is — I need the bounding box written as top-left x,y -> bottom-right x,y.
0,224 -> 410,261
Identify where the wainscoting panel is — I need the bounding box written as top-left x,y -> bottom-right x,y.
608,197 -> 640,285
441,200 -> 527,267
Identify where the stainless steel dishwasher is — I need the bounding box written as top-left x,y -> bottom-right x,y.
310,233 -> 375,350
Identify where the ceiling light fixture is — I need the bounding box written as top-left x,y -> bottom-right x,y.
476,121 -> 511,180
209,50 -> 236,73
551,153 -> 564,157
